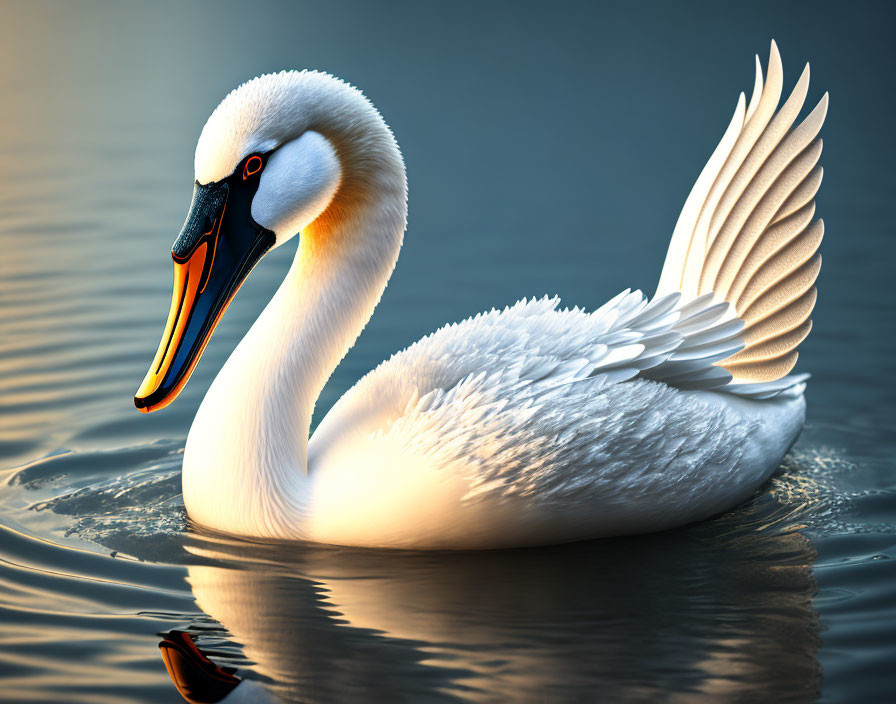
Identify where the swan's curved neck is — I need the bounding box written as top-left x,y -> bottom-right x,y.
263,195 -> 405,474
183,129 -> 406,539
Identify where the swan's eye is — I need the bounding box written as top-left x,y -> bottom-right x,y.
242,155 -> 264,180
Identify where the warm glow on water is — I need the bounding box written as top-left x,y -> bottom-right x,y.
1,1 -> 894,702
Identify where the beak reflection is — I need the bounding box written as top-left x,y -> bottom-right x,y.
159,631 -> 242,703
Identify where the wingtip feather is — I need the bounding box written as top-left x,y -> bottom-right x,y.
656,41 -> 826,388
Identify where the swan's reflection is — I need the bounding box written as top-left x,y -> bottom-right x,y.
167,480 -> 822,704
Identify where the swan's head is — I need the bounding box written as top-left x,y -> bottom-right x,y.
135,70 -> 404,412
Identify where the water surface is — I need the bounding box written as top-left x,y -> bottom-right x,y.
1,1 -> 894,701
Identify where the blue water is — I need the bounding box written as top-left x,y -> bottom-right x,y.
0,1 -> 894,701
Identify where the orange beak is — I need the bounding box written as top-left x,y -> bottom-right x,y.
135,241 -> 217,413
135,178 -> 275,413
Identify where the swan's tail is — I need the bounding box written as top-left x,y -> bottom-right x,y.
654,41 -> 826,395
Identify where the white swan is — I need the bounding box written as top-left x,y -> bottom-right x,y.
135,41 -> 827,549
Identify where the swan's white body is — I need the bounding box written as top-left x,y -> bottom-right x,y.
177,43 -> 827,549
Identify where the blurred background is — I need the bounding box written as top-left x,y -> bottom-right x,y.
0,1 -> 893,702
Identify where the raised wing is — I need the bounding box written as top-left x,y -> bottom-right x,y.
655,41 -> 827,384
